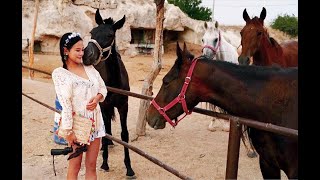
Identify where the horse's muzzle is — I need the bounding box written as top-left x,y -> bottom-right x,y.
238,55 -> 250,65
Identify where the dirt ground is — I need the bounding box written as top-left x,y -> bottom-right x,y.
22,42 -> 288,179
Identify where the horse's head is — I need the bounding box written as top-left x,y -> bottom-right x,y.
146,42 -> 204,129
202,21 -> 221,59
83,9 -> 125,66
238,7 -> 267,65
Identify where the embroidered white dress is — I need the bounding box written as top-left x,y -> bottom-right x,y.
52,65 -> 107,142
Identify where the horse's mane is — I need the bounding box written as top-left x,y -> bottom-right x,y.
104,17 -> 114,25
269,37 -> 283,53
250,17 -> 264,26
198,56 -> 296,81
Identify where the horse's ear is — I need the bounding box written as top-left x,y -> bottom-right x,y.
95,9 -> 104,25
113,15 -> 126,30
182,42 -> 189,60
215,21 -> 219,28
259,7 -> 267,23
176,41 -> 182,59
183,42 -> 187,54
204,22 -> 208,29
243,8 -> 250,23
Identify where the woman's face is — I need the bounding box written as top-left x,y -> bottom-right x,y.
67,40 -> 84,64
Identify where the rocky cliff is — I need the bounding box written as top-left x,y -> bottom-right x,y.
22,0 -> 245,56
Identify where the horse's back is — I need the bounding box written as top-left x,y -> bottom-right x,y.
281,40 -> 298,67
218,39 -> 239,64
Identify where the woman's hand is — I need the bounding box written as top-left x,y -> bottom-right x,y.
86,93 -> 103,111
65,130 -> 77,146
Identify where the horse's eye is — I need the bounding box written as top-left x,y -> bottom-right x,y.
202,39 -> 204,43
163,79 -> 169,86
163,76 -> 172,86
257,31 -> 262,36
240,31 -> 243,36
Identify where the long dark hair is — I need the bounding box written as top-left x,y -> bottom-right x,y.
59,32 -> 82,69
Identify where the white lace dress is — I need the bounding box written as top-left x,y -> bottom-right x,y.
52,65 -> 107,142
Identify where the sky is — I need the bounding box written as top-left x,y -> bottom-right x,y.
200,0 -> 298,25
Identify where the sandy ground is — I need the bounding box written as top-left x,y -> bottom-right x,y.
22,43 -> 288,179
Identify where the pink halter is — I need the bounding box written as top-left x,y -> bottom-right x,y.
150,57 -> 199,127
202,30 -> 221,55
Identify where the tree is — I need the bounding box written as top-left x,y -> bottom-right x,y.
168,0 -> 212,21
135,0 -> 165,137
270,14 -> 298,38
28,0 -> 40,79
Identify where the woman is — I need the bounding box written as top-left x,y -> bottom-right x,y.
52,32 -> 107,180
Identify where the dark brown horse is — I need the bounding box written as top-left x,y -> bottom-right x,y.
238,7 -> 298,67
146,42 -> 298,179
82,9 -> 135,178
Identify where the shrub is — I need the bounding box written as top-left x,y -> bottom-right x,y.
270,14 -> 298,37
168,0 -> 212,21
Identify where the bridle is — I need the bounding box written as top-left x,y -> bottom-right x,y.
202,30 -> 221,56
150,57 -> 199,128
88,38 -> 114,65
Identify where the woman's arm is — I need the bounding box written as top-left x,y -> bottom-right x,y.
94,67 -> 107,102
52,69 -> 73,130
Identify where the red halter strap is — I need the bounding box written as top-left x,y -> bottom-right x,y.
151,57 -> 199,128
202,30 -> 221,55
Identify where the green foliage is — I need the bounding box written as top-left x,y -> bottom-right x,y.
167,0 -> 212,21
270,14 -> 298,37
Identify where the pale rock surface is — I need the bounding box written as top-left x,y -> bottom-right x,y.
22,0 -> 241,55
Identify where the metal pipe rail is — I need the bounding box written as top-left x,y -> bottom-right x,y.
21,65 -> 298,138
22,92 -> 193,180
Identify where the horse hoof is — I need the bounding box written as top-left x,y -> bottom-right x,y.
207,120 -> 219,132
100,163 -> 110,171
126,175 -> 137,179
126,169 -> 135,177
247,151 -> 258,158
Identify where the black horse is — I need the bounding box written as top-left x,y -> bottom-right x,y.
82,9 -> 135,178
146,42 -> 298,179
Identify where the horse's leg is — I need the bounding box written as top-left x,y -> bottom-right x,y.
207,104 -> 221,132
100,108 -> 113,171
259,157 -> 281,179
218,107 -> 230,132
105,116 -> 114,146
101,106 -> 114,149
117,101 -> 135,177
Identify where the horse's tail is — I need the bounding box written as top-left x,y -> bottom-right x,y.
208,103 -> 226,114
111,107 -> 116,122
241,125 -> 257,158
207,103 -> 257,157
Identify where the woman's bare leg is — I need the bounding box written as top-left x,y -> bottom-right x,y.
85,138 -> 101,180
67,152 -> 83,180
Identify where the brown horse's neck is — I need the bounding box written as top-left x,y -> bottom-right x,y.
194,60 -> 295,123
253,35 -> 281,66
